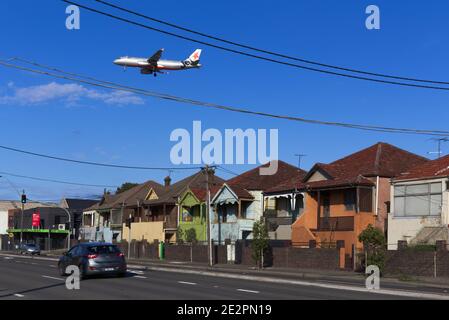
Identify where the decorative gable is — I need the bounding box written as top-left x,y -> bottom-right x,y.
145,188 -> 159,201
212,184 -> 239,205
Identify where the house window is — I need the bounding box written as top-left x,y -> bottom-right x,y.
359,188 -> 373,213
222,206 -> 228,223
344,190 -> 356,211
394,182 -> 442,217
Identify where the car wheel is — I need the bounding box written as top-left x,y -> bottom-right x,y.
117,272 -> 126,278
58,263 -> 66,276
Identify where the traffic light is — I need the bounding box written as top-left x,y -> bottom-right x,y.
21,193 -> 27,204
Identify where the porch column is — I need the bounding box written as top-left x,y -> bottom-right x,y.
238,200 -> 242,219
317,191 -> 321,230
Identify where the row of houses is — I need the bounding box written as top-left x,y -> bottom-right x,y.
79,142 -> 449,258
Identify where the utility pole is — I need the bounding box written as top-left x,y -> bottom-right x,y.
294,154 -> 307,169
203,165 -> 215,267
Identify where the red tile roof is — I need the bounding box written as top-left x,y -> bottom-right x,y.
265,143 -> 428,193
394,154 -> 449,181
226,160 -> 307,191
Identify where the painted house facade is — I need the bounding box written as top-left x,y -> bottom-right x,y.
211,183 -> 255,243
388,154 -> 449,249
211,161 -> 305,242
122,171 -> 224,244
291,142 -> 428,256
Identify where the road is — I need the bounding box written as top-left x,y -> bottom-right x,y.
0,254 -> 444,300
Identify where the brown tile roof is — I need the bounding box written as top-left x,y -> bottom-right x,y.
394,154 -> 449,181
144,170 -> 225,205
226,160 -> 307,191
302,143 -> 427,190
85,180 -> 164,211
265,143 -> 428,193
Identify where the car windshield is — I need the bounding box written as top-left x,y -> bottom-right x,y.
26,244 -> 36,248
86,245 -> 120,254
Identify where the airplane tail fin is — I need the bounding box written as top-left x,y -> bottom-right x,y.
186,49 -> 202,64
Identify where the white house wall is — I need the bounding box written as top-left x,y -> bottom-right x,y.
0,210 -> 8,235
388,178 -> 448,250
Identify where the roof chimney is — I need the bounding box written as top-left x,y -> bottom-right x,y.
164,176 -> 171,187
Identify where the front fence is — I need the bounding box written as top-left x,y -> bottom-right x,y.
117,239 -> 344,271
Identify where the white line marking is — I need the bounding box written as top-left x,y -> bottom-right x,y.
31,263 -> 37,265
146,267 -> 449,300
237,289 -> 260,294
3,257 -> 13,260
178,281 -> 197,285
48,265 -> 56,268
128,269 -> 143,274
14,294 -> 24,298
134,275 -> 147,279
42,275 -> 64,281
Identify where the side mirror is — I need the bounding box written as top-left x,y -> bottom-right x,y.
62,251 -> 68,256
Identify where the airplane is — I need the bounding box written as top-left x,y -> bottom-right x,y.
113,48 -> 202,77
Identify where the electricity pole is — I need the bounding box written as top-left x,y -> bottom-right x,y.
203,165 -> 215,267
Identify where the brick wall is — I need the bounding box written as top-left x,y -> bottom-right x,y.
236,240 -> 341,270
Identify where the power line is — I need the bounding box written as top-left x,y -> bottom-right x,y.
2,59 -> 449,137
62,0 -> 449,92
94,0 -> 449,87
0,171 -> 118,188
0,144 -> 202,171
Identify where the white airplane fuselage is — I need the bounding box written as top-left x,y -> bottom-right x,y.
113,57 -> 201,73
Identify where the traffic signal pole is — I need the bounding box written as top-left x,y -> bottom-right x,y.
20,190 -> 26,244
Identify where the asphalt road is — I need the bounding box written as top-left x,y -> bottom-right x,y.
0,255 -> 440,300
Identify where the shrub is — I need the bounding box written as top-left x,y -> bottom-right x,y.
358,224 -> 386,272
185,228 -> 197,244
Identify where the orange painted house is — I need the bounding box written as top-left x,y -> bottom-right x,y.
285,143 -> 428,256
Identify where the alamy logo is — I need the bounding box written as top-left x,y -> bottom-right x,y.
65,5 -> 80,30
65,265 -> 80,290
365,265 -> 380,290
170,121 -> 279,175
365,5 -> 380,30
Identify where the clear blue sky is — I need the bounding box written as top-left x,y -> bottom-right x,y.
1,0 -> 449,201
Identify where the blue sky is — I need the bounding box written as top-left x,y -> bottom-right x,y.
1,0 -> 449,201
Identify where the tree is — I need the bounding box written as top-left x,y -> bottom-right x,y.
358,224 -> 386,272
185,228 -> 197,244
251,219 -> 270,269
116,182 -> 139,194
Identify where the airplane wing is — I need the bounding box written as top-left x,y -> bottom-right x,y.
147,48 -> 164,65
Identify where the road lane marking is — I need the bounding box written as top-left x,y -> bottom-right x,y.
42,275 -> 64,281
178,281 -> 197,285
49,265 -> 56,268
31,263 -> 37,265
237,289 -> 259,294
134,275 -> 147,279
3,257 -> 13,260
146,266 -> 449,300
14,294 -> 24,298
128,269 -> 144,274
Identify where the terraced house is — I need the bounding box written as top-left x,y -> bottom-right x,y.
210,161 -> 305,243
123,170 -> 224,244
82,180 -> 163,242
290,142 -> 428,257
